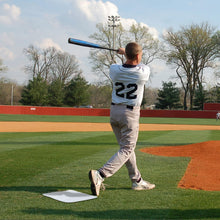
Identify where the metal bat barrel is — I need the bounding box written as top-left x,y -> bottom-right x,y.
68,38 -> 118,52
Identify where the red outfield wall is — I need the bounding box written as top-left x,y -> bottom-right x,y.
0,105 -> 110,116
0,105 -> 218,119
204,103 -> 220,111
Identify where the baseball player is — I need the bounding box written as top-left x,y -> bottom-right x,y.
89,42 -> 155,196
216,111 -> 220,121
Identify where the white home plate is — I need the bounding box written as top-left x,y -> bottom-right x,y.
43,190 -> 97,203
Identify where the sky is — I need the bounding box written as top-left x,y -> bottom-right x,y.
0,0 -> 220,88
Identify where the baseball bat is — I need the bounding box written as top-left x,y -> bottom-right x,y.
68,38 -> 118,52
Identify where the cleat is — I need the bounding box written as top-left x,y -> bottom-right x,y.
132,179 -> 155,190
89,170 -> 104,196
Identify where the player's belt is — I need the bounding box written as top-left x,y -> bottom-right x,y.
111,102 -> 134,110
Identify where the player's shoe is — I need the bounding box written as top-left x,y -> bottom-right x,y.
89,170 -> 104,196
132,179 -> 155,190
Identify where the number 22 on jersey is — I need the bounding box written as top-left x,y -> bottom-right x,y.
115,82 -> 138,100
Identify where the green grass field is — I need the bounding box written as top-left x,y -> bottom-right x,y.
0,115 -> 219,220
0,113 -> 219,125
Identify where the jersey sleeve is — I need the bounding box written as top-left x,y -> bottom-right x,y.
139,64 -> 150,82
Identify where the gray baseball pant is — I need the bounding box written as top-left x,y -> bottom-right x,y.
99,104 -> 141,182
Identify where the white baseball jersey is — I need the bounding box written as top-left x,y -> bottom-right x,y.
110,64 -> 150,106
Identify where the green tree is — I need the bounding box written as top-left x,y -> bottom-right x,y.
217,84 -> 220,103
20,76 -> 48,106
206,84 -> 220,103
193,86 -> 207,110
155,81 -> 182,110
48,79 -> 64,106
88,82 -> 112,108
64,74 -> 90,107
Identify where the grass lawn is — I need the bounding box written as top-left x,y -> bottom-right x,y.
0,115 -> 219,219
0,113 -> 219,125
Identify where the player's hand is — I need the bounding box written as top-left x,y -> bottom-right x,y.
117,48 -> 125,55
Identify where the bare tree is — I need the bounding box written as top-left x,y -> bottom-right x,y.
24,45 -> 56,80
128,23 -> 160,65
23,45 -> 81,84
0,58 -> 8,73
89,23 -> 125,84
89,22 -> 160,84
50,51 -> 82,84
88,82 -> 112,108
213,31 -> 220,83
0,78 -> 22,105
163,23 -> 220,110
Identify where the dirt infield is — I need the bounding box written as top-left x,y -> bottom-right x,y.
141,141 -> 220,191
0,121 -> 219,191
0,122 -> 220,132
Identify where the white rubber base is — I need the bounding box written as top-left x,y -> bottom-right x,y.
43,190 -> 97,203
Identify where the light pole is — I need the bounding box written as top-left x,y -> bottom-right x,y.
11,84 -> 14,106
108,15 -> 120,50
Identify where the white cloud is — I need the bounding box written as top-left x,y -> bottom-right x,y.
120,18 -> 136,30
0,3 -> 21,24
68,0 -> 159,40
36,38 -> 63,51
0,47 -> 14,60
74,0 -> 159,39
0,32 -> 14,46
76,0 -> 118,23
4,4 -> 20,20
141,23 -> 159,39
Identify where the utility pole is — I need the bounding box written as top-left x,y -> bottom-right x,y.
108,15 -> 120,50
